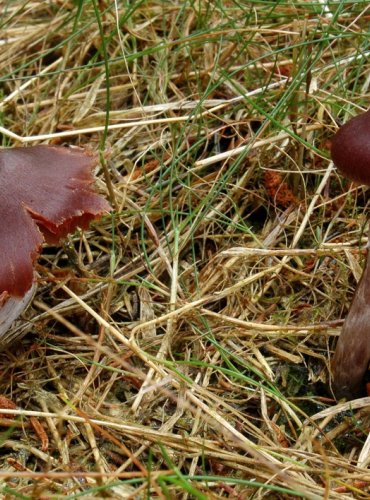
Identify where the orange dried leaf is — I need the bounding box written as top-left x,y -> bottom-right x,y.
0,395 -> 16,418
264,170 -> 297,207
30,416 -> 49,452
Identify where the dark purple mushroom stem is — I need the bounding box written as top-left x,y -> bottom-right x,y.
331,227 -> 370,399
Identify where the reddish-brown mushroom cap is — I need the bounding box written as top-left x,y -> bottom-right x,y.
330,109 -> 370,399
0,145 -> 110,298
331,109 -> 370,184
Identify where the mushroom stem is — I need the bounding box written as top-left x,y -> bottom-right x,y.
332,227 -> 370,399
0,283 -> 36,348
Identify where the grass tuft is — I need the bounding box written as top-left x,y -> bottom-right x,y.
0,1 -> 369,498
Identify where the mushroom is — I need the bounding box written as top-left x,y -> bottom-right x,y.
0,145 -> 110,346
330,109 -> 370,399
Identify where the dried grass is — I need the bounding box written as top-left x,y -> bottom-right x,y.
0,1 -> 369,498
